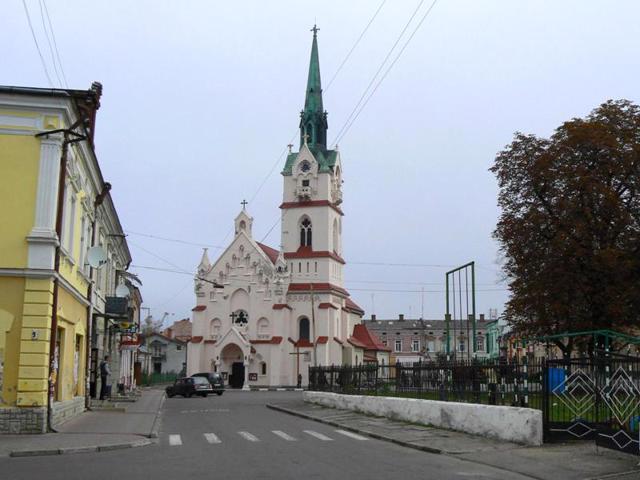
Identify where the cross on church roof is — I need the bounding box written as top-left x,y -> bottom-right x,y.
241,199 -> 248,210
311,24 -> 320,36
287,143 -> 293,153
302,133 -> 309,145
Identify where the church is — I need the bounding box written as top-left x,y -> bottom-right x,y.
187,29 -> 390,389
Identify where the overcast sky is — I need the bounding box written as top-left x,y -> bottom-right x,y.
4,1 -> 640,325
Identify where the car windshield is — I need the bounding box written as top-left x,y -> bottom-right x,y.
210,374 -> 222,380
193,377 -> 209,384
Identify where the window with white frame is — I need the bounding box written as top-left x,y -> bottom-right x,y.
411,339 -> 420,352
476,336 -> 485,351
394,339 -> 402,352
427,340 -> 435,353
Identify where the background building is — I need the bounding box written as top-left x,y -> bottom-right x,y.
364,314 -> 490,363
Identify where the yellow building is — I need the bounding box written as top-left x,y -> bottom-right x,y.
0,84 -> 131,433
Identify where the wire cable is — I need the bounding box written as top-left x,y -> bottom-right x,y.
331,0 -> 427,146
125,230 -> 225,249
22,0 -> 53,86
324,0 -> 387,92
333,0 -> 439,146
38,0 -> 62,87
41,0 -> 68,88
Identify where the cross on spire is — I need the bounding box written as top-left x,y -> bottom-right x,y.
287,143 -> 293,153
311,24 -> 320,37
241,199 -> 248,210
302,133 -> 310,145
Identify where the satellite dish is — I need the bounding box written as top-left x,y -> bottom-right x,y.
87,246 -> 108,268
115,284 -> 131,298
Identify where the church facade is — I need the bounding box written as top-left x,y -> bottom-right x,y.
187,29 -> 389,388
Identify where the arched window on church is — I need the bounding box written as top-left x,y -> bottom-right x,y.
299,317 -> 310,341
300,217 -> 312,248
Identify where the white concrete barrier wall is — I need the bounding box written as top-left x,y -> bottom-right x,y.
303,391 -> 543,446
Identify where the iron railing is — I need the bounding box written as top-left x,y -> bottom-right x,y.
309,357 -> 545,410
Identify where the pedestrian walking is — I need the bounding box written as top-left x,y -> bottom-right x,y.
99,355 -> 112,400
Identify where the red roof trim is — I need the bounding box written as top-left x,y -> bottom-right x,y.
315,336 -> 329,344
318,302 -> 339,310
333,337 -> 344,345
280,200 -> 344,216
250,336 -> 283,345
273,304 -> 293,310
191,336 -> 203,343
284,247 -> 346,265
204,339 -> 217,344
192,305 -> 206,312
347,336 -> 367,349
257,242 -> 279,264
343,297 -> 365,316
288,283 -> 349,297
288,337 -> 313,348
351,324 -> 391,352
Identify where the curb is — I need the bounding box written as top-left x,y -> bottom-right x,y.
253,388 -> 304,392
148,392 -> 166,439
9,438 -> 155,458
266,403 -> 443,455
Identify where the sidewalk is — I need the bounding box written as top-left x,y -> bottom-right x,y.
267,400 -> 640,480
0,388 -> 164,458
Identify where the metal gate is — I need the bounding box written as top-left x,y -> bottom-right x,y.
543,353 -> 640,455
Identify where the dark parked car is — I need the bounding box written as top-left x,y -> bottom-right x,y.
191,372 -> 224,396
166,376 -> 212,398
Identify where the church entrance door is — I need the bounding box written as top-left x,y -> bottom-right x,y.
230,362 -> 245,389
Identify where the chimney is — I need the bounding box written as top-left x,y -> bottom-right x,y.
371,314 -> 377,321
479,314 -> 485,321
399,314 -> 404,321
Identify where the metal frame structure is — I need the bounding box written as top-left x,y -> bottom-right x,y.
445,262 -> 476,358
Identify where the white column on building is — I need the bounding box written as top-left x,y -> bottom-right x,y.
27,134 -> 63,269
242,361 -> 250,390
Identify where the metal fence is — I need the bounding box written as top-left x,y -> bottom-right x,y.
309,357 -> 545,410
543,352 -> 640,454
141,372 -> 178,385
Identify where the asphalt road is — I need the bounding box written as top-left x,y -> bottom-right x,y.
2,391 -> 535,480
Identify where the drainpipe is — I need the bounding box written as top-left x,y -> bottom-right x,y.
36,118 -> 87,432
84,183 -> 111,409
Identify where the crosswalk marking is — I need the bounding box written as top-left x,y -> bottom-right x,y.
204,433 -> 221,444
238,431 -> 260,442
272,430 -> 297,441
335,429 -> 368,441
168,434 -> 182,446
303,430 -> 333,441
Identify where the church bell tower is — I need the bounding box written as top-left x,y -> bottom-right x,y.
281,26 -> 345,291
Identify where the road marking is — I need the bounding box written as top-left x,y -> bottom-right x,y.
168,434 -> 182,446
204,433 -> 221,444
238,431 -> 260,442
335,429 -> 368,441
303,430 -> 333,441
276,388 -> 286,391
272,430 -> 297,441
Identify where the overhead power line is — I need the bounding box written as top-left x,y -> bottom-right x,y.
331,0 -> 427,145
125,230 -> 225,249
38,0 -> 62,87
324,0 -> 387,92
22,0 -> 53,86
333,0 -> 439,146
40,0 -> 68,87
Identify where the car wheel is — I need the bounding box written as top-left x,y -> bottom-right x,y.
167,392 -> 174,398
187,392 -> 193,398
216,392 -> 223,396
201,393 -> 208,398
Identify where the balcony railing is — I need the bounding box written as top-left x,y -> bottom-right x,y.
296,186 -> 312,198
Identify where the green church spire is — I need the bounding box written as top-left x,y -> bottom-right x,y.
300,25 -> 328,149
